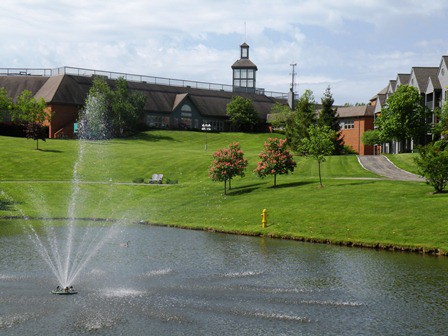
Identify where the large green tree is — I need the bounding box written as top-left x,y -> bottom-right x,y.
299,125 -> 336,187
317,86 -> 344,155
286,89 -> 316,151
12,90 -> 47,124
110,77 -> 146,137
376,85 -> 429,152
226,96 -> 259,132
79,76 -> 145,139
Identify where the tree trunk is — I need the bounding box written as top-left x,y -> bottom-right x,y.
274,174 -> 277,187
36,139 -> 39,150
318,160 -> 323,187
223,179 -> 227,195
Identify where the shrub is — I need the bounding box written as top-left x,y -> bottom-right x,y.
414,141 -> 448,193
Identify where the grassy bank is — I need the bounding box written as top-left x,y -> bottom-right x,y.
1,131 -> 446,254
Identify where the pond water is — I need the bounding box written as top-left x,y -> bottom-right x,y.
1,220 -> 447,335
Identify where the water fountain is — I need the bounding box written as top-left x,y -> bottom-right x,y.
18,92 -> 122,290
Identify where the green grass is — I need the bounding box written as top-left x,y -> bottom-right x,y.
1,131 -> 446,254
385,153 -> 419,175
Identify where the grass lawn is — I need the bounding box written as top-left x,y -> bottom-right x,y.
1,131 -> 446,254
385,153 -> 419,175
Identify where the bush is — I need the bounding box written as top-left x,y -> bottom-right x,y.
414,141 -> 448,193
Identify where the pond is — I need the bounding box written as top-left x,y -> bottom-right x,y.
1,220 -> 447,335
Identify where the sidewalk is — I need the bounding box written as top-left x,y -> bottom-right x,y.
357,155 -> 425,181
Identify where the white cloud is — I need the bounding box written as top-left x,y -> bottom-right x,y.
1,0 -> 448,104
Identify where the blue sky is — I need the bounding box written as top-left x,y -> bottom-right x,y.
2,0 -> 448,104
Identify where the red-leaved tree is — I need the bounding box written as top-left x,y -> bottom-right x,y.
209,142 -> 248,194
254,138 -> 297,187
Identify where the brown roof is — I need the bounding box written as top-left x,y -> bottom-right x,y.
0,73 -> 279,119
0,76 -> 48,101
231,59 -> 258,69
337,105 -> 374,118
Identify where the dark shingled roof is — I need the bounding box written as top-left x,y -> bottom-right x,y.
411,67 -> 439,93
0,74 -> 279,119
397,73 -> 410,86
0,76 -> 49,101
337,105 -> 374,118
231,59 -> 258,70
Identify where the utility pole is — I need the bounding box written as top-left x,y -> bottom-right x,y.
288,63 -> 297,111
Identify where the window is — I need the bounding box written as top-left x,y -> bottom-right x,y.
181,104 -> 192,112
234,69 -> 240,79
247,69 -> 254,79
241,69 -> 247,79
241,47 -> 248,58
340,119 -> 355,130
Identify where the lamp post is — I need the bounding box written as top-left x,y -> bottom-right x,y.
201,123 -> 211,151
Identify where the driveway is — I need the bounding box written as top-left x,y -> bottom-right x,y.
357,155 -> 425,181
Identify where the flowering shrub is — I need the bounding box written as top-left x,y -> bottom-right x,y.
209,142 -> 248,194
254,138 -> 296,187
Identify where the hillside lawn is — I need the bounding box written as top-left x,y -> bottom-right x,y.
0,131 -> 447,254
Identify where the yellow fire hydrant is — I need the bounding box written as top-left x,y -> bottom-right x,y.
261,209 -> 268,228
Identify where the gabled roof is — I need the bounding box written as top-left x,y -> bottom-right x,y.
231,59 -> 258,69
424,74 -> 441,94
0,73 -> 280,119
396,73 -> 410,86
337,105 -> 374,118
0,76 -> 48,101
370,85 -> 388,101
172,93 -> 189,111
409,67 -> 439,93
387,80 -> 397,93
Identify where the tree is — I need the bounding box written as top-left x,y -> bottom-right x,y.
110,77 -> 146,136
317,86 -> 344,154
209,142 -> 248,195
268,102 -> 293,130
254,137 -> 296,187
25,122 -> 46,150
285,89 -> 316,151
375,85 -> 429,152
299,125 -> 336,187
78,77 -> 111,140
78,76 -> 145,139
433,99 -> 448,138
0,88 -> 12,118
361,129 -> 383,146
226,96 -> 259,131
12,90 -> 47,124
414,141 -> 448,193
11,90 -> 48,148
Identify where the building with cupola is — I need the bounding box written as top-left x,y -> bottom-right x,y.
231,42 -> 258,94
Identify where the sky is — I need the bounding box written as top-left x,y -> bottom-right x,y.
2,0 -> 448,105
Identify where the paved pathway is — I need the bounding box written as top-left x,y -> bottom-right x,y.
357,155 -> 425,181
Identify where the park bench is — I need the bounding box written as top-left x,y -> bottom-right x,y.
149,174 -> 163,184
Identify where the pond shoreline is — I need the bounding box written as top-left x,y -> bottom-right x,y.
3,215 -> 446,257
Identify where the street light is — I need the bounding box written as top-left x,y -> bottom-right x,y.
201,123 -> 211,151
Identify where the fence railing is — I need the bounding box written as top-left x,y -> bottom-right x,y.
0,66 -> 288,99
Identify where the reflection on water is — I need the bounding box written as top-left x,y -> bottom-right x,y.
1,221 -> 447,335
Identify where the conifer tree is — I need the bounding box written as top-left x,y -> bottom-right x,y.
285,89 -> 316,151
317,86 -> 344,154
